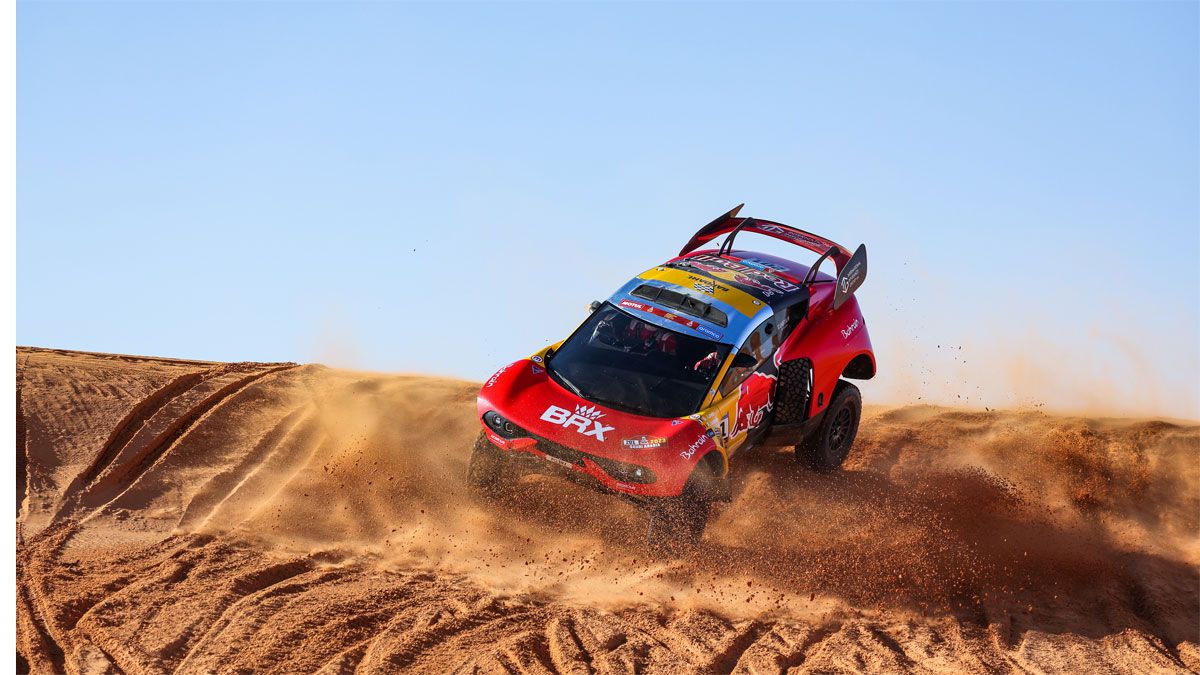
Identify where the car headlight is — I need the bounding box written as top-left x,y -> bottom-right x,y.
483,411 -> 524,439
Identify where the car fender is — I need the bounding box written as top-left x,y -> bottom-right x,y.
777,293 -> 873,420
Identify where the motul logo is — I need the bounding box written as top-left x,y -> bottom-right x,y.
540,404 -> 615,441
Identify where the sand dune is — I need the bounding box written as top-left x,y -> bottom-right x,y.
15,347 -> 1200,673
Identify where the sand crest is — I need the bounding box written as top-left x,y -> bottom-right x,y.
15,347 -> 1200,673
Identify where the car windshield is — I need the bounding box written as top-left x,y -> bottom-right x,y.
545,302 -> 732,418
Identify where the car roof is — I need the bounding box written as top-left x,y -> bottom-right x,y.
605,249 -> 831,345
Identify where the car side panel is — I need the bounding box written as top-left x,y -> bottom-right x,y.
777,293 -> 873,421
696,371 -> 776,459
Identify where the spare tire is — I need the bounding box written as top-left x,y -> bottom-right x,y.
774,359 -> 812,425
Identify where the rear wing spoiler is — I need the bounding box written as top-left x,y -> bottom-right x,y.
681,204 -> 854,267
681,204 -> 867,308
833,243 -> 867,309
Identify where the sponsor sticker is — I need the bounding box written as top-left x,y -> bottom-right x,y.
541,453 -> 572,468
619,297 -> 701,330
686,274 -> 731,294
618,299 -> 647,311
679,433 -> 709,460
839,261 -> 863,294
841,318 -> 861,339
540,404 -> 615,442
755,223 -> 831,251
741,257 -> 791,273
485,364 -> 510,388
622,435 -> 667,450
695,324 -> 722,340
686,254 -> 799,297
531,355 -> 543,363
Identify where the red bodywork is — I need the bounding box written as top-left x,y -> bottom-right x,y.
477,362 -> 714,498
777,281 -> 875,420
476,211 -> 874,501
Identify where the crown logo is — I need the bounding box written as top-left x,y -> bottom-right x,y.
575,404 -> 605,420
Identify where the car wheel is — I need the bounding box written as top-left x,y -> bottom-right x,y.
466,432 -> 507,494
796,381 -> 861,472
645,469 -> 715,554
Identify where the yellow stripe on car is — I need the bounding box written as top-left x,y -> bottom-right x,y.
636,267 -> 761,318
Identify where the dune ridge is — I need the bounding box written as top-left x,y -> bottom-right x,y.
15,347 -> 1200,673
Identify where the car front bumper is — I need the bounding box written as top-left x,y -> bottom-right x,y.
481,427 -> 679,499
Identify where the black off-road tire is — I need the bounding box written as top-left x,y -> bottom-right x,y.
645,465 -> 717,554
466,432 -> 507,495
796,381 -> 861,472
774,359 -> 812,425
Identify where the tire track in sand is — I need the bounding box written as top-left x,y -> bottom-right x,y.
18,364 -> 298,672
51,368 -> 213,521
16,532 -> 66,675
176,405 -> 316,531
172,568 -> 351,673
18,350 -> 1200,674
152,557 -> 321,669
20,362 -> 297,674
67,364 -> 296,522
186,374 -> 418,534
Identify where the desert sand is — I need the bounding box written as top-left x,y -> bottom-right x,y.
15,346 -> 1200,673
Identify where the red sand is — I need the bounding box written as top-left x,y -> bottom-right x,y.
16,347 -> 1200,673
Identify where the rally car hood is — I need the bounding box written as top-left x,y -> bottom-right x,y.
476,356 -> 717,494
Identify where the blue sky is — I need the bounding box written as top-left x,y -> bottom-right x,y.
17,2 -> 1199,418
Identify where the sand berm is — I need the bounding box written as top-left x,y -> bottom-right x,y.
16,347 -> 1200,673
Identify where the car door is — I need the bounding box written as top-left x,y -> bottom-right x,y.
702,317 -> 784,455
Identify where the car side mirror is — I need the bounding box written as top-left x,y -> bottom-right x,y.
587,300 -> 601,314
731,352 -> 757,369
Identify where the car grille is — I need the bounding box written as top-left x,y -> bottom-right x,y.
535,437 -> 585,467
526,433 -> 655,484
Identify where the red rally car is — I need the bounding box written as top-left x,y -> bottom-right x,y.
470,205 -> 874,547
